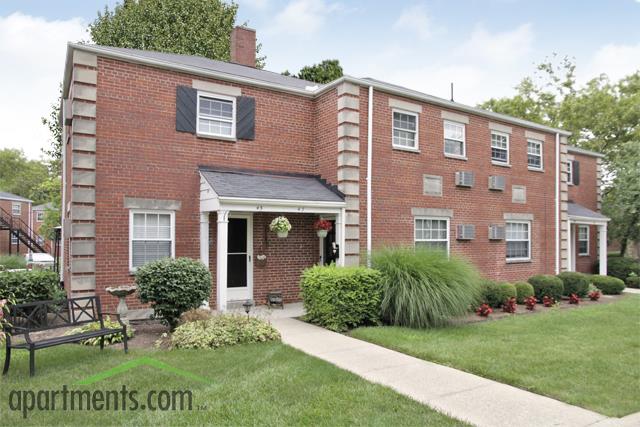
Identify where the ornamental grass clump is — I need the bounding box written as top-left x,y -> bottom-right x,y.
372,247 -> 482,328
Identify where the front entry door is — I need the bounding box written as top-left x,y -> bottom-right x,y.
227,215 -> 252,301
323,220 -> 338,265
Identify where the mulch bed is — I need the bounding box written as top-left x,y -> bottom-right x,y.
456,293 -> 629,325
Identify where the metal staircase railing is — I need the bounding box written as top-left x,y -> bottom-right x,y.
0,206 -> 50,253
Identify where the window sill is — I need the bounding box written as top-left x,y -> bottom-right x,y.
392,146 -> 421,153
491,161 -> 511,168
578,254 -> 590,257
444,154 -> 468,161
197,133 -> 237,142
506,258 -> 532,264
528,167 -> 544,173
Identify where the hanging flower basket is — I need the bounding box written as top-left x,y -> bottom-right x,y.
313,218 -> 333,238
270,216 -> 292,238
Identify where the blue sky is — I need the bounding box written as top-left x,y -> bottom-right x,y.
1,0 -> 639,159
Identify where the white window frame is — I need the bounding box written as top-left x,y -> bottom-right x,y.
36,211 -> 44,222
10,234 -> 18,245
527,139 -> 543,170
11,202 -> 21,216
578,225 -> 589,256
443,120 -> 466,159
491,131 -> 510,164
129,210 -> 176,272
196,92 -> 236,139
505,220 -> 531,262
566,160 -> 573,185
414,217 -> 450,255
392,109 -> 419,151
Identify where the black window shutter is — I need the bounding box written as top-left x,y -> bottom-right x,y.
572,160 -> 580,185
176,86 -> 197,134
236,96 -> 255,140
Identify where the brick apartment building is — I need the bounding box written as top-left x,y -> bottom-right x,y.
60,26 -> 608,311
0,192 -> 33,255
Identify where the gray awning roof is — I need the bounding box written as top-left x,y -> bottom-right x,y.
199,168 -> 344,203
0,191 -> 31,202
568,202 -> 609,221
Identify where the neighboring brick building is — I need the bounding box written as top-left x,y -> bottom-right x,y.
59,26 -> 608,311
0,192 -> 33,255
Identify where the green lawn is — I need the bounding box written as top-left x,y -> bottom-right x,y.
351,295 -> 640,417
0,342 -> 464,426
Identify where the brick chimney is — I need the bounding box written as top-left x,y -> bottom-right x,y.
230,26 -> 256,67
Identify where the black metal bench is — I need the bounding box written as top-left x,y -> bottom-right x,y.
2,296 -> 128,376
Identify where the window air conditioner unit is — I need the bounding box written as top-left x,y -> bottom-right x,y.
457,224 -> 476,240
488,175 -> 506,191
455,171 -> 474,188
488,225 -> 505,240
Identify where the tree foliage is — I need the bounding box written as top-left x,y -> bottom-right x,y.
283,59 -> 343,84
0,149 -> 49,204
89,0 -> 264,67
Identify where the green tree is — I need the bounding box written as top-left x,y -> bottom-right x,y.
0,149 -> 49,204
283,59 -> 343,84
90,0 -> 265,68
36,177 -> 62,240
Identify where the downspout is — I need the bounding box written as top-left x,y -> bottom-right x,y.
60,100 -> 67,282
555,132 -> 560,274
366,86 -> 373,266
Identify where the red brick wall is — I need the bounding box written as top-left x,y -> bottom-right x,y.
569,152 -> 599,273
0,199 -> 31,255
364,91 -> 557,282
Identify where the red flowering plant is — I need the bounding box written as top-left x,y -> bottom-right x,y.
588,290 -> 601,301
524,296 -> 537,311
502,297 -> 517,313
313,219 -> 333,232
569,293 -> 580,305
476,304 -> 493,317
542,295 -> 555,307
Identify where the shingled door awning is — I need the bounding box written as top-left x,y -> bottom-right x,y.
567,202 -> 609,223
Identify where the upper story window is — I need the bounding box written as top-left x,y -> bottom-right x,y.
566,160 -> 573,184
578,225 -> 589,256
130,211 -> 175,270
415,217 -> 449,254
392,110 -> 418,150
527,140 -> 543,170
197,93 -> 236,138
444,121 -> 465,158
11,203 -> 21,216
491,131 -> 509,164
36,211 -> 44,222
10,234 -> 17,245
506,221 -> 530,261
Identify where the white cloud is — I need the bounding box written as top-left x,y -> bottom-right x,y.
238,0 -> 270,10
0,12 -> 87,160
585,42 -> 640,82
393,4 -> 432,40
456,23 -> 534,64
267,0 -> 340,36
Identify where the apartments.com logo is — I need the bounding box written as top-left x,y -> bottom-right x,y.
7,357 -> 208,418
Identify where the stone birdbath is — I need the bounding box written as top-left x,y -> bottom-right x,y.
106,285 -> 137,326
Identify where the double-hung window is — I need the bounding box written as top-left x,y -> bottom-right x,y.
527,140 -> 543,169
11,203 -> 20,216
566,161 -> 573,184
415,218 -> 449,253
578,225 -> 589,256
491,131 -> 509,164
197,93 -> 236,138
444,121 -> 465,157
506,221 -> 530,261
392,110 -> 418,149
36,211 -> 44,222
10,234 -> 17,245
130,211 -> 175,270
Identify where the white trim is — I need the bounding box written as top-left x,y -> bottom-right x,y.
505,220 -> 531,262
527,139 -> 544,170
567,215 -> 610,225
226,213 -> 253,302
490,130 -> 510,165
11,202 -> 21,216
414,216 -> 450,255
36,211 -> 45,222
443,120 -> 466,158
128,209 -> 176,272
578,224 -> 589,256
566,160 -> 573,185
392,108 -> 419,150
196,91 -> 236,139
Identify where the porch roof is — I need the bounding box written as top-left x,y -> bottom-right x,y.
199,167 -> 345,204
568,202 -> 609,223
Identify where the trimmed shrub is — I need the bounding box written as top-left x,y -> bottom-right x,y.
0,255 -> 27,270
372,247 -> 482,328
626,273 -> 640,289
64,316 -> 134,346
597,256 -> 640,281
528,274 -> 563,301
179,308 -> 213,325
300,265 -> 382,332
514,281 -> 535,304
481,280 -> 517,308
136,257 -> 212,330
0,270 -> 63,303
590,275 -> 625,295
171,314 -> 280,349
557,272 -> 590,297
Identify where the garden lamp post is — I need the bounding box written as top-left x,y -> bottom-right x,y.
242,299 -> 253,318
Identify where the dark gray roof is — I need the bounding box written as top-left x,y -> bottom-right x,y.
567,146 -> 605,158
33,202 -> 54,211
85,45 -> 323,91
0,191 -> 31,202
200,168 -> 344,203
568,202 -> 608,220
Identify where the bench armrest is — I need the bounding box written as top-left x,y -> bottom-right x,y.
7,326 -> 33,344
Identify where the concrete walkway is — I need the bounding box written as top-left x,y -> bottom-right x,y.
272,317 -> 614,427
